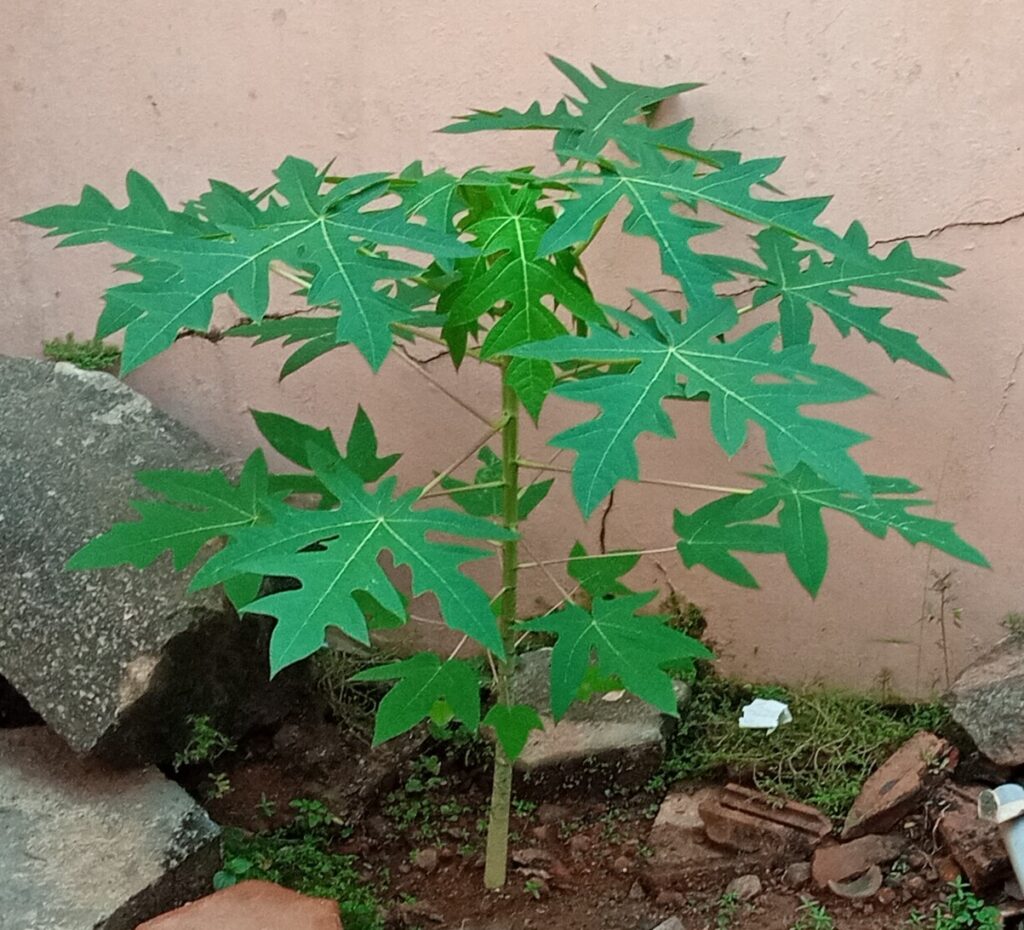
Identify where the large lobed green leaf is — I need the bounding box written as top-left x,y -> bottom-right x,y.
512,290 -> 871,516
21,158 -> 472,373
523,590 -> 712,719
438,183 -> 604,417
193,445 -> 512,673
675,464 -> 989,595
752,225 -> 959,374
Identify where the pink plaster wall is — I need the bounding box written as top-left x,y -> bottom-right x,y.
3,1 -> 1022,696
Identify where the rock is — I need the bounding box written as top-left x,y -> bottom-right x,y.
811,834 -> 906,887
828,864 -> 884,900
698,784 -> 831,856
0,357 -> 303,763
877,887 -> 897,906
842,732 -> 957,840
136,881 -> 341,929
936,784 -> 1012,891
783,862 -> 812,889
612,855 -> 632,873
0,727 -> 220,930
508,648 -> 688,793
652,919 -> 685,930
725,874 -> 763,901
413,847 -> 439,872
568,833 -> 593,855
949,636 -> 1024,766
628,880 -> 646,900
512,847 -> 553,867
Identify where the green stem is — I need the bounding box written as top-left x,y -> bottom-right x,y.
483,363 -> 520,890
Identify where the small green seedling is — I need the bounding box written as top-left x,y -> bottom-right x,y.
791,898 -> 835,930
172,714 -> 235,770
25,57 -> 986,889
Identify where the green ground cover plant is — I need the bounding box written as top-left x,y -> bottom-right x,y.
22,57 -> 986,887
657,674 -> 950,818
216,799 -> 383,930
42,332 -> 121,370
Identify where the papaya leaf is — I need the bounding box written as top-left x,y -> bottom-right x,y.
442,57 -> 701,163
227,315 -> 341,379
352,653 -> 481,744
522,591 -> 712,719
439,447 -> 552,519
252,406 -> 399,484
191,446 -> 513,673
539,151 -> 850,315
512,290 -> 871,516
675,464 -> 989,595
21,157 -> 473,373
67,449 -> 271,572
439,183 -> 603,418
566,541 -> 639,598
482,703 -> 544,761
752,226 -> 959,374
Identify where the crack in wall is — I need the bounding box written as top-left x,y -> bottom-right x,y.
995,341 -> 1024,427
597,488 -> 616,554
872,207 -> 1024,246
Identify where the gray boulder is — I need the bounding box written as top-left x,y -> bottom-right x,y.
949,635 -> 1024,766
0,356 -> 299,762
508,648 -> 688,794
0,727 -> 220,930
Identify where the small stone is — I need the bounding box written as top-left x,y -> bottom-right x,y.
413,848 -> 439,872
628,880 -> 646,900
531,824 -> 553,842
783,862 -> 811,889
828,864 -> 884,899
877,887 -> 897,906
612,855 -> 632,873
906,875 -> 929,898
842,732 -> 957,840
811,834 -> 906,887
906,850 -> 927,870
725,874 -> 762,901
655,891 -> 686,907
512,848 -> 553,867
651,919 -> 684,930
568,833 -> 593,855
536,803 -> 570,825
137,881 -> 341,929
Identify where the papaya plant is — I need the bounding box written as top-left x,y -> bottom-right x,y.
20,58 -> 987,888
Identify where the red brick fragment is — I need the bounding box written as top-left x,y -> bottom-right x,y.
842,732 -> 957,840
136,880 -> 343,930
698,784 -> 831,856
936,784 -> 1012,891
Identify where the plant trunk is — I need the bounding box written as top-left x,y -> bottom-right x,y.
483,365 -> 520,889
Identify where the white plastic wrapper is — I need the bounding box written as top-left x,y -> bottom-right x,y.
738,698 -> 793,734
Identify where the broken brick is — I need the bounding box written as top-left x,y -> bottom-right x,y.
936,784 -> 1012,891
698,784 -> 831,856
842,732 -> 957,840
811,833 -> 906,887
136,881 -> 343,930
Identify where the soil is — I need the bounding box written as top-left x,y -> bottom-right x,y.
176,706 -> 1021,930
